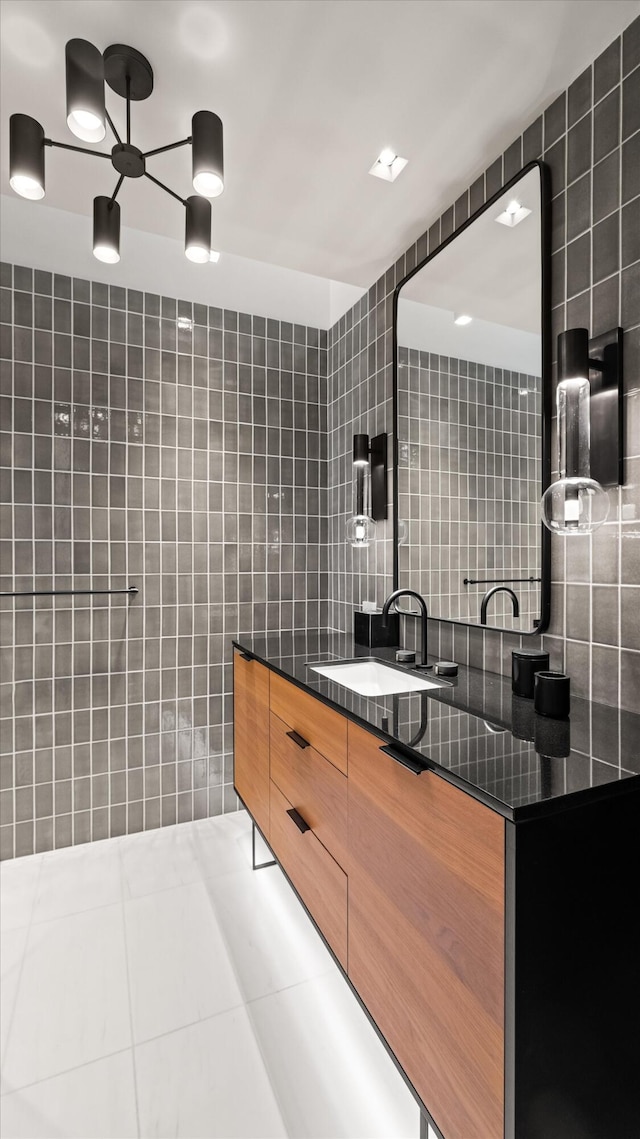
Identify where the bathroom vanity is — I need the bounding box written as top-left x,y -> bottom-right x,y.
232,631 -> 639,1139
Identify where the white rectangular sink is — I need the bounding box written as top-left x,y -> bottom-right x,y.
308,659 -> 448,697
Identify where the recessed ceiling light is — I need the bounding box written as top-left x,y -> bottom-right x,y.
495,199 -> 531,227
369,148 -> 408,182
454,313 -> 473,326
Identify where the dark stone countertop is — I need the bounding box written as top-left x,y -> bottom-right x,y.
232,629 -> 640,822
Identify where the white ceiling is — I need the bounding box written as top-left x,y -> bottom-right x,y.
1,0 -> 639,291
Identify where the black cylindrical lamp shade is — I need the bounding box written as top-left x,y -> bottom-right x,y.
192,111 -> 224,197
93,196 -> 120,264
10,114 -> 45,200
185,195 -> 211,263
353,434 -> 370,466
558,328 -> 589,382
65,38 -> 106,143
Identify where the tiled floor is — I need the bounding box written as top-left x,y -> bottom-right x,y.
0,812 -> 427,1139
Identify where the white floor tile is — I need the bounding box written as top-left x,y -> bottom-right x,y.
2,905 -> 131,1091
204,864 -> 334,1003
135,1007 -> 287,1139
0,855 -> 42,931
0,926 -> 28,1057
190,810 -> 254,880
0,1050 -> 138,1138
247,971 -> 420,1139
31,840 -> 123,924
119,824 -> 202,900
124,881 -> 243,1043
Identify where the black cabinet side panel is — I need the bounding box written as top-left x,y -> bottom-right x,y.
514,787 -> 640,1139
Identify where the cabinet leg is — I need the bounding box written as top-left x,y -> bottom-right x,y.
252,822 -> 276,870
419,1115 -> 429,1139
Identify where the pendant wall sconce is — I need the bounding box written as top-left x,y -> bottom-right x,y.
9,40 -> 224,265
541,327 -> 623,535
346,433 -> 388,547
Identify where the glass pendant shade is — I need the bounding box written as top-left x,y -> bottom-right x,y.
346,514 -> 376,547
9,114 -> 45,200
192,111 -> 224,197
185,195 -> 212,262
93,196 -> 120,263
65,39 -> 106,143
346,458 -> 376,547
541,331 -> 609,535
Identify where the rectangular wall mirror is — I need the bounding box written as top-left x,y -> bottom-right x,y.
393,161 -> 551,633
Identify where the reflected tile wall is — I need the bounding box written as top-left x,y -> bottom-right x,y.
327,17 -> 640,713
0,267 -> 328,859
397,349 -> 542,628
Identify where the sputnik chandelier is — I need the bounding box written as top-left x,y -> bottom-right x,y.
9,40 -> 224,265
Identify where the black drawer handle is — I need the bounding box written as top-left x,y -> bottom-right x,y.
239,651 -> 253,662
286,807 -> 310,833
380,744 -> 428,775
286,729 -> 310,750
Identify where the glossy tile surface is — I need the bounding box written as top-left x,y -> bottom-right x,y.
0,812 -> 421,1139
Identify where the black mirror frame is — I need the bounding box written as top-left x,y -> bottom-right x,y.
392,159 -> 552,636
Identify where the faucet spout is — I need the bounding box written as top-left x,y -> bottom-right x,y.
382,588 -> 430,669
480,585 -> 520,626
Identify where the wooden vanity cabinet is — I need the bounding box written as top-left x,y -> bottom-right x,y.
234,651 -> 640,1139
233,652 -> 271,839
348,722 -> 505,1139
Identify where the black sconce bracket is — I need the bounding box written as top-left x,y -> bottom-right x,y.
370,433 -> 388,521
588,326 -> 623,487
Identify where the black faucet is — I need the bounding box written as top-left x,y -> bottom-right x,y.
382,588 -> 430,670
480,585 -> 520,626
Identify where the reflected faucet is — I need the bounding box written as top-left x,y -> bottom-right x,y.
382,588 -> 430,670
480,585 -> 520,626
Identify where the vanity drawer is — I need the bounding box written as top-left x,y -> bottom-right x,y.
269,779 -> 348,969
270,673 -> 348,775
270,712 -> 348,870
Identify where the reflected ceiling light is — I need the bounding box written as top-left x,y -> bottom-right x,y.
495,198 -> 532,227
454,313 -> 473,326
369,148 -> 408,182
9,39 -> 225,266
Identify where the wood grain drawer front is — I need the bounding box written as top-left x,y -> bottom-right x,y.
233,653 -> 270,840
347,722 -> 505,1139
270,712 -> 348,870
270,780 -> 348,970
270,673 -> 348,775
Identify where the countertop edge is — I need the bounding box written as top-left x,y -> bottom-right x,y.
232,638 -> 639,823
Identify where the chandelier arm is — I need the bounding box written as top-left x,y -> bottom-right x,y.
126,76 -> 131,145
105,110 -> 122,145
144,170 -> 187,206
110,174 -> 126,204
143,137 -> 192,159
45,139 -> 111,159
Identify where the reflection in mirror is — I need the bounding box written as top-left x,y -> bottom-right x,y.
394,164 -> 549,633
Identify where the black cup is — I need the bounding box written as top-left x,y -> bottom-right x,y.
534,670 -> 571,719
512,649 -> 550,698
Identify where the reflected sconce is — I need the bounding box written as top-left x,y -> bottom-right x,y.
9,40 -> 224,266
541,327 -> 623,535
346,433 -> 388,547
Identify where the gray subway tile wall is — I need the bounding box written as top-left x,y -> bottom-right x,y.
0,269 -> 328,858
327,17 -> 640,713
1,17 -> 638,860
